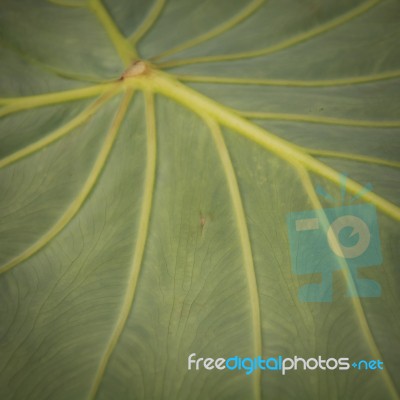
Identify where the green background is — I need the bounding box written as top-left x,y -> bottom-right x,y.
0,0 -> 399,399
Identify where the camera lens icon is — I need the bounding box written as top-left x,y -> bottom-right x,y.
327,215 -> 370,259
287,204 -> 382,301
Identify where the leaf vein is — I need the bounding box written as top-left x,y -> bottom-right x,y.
129,0 -> 166,46
88,90 -> 156,399
145,71 -> 400,221
153,0 -> 265,62
175,70 -> 400,87
304,149 -> 400,169
0,91 -> 132,275
157,0 -> 383,68
296,166 -> 399,400
0,38 -> 105,83
204,117 -> 262,400
89,0 -> 137,65
238,111 -> 400,128
0,89 -> 117,169
0,83 -> 114,118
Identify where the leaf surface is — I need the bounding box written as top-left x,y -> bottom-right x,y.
0,1 -> 399,399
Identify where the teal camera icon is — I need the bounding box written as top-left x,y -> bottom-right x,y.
287,204 -> 382,302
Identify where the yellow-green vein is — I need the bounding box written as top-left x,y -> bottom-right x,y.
157,0 -> 382,68
0,89 -> 117,169
88,90 -> 156,399
0,83 -> 115,118
129,0 -> 166,46
238,111 -> 400,128
0,38 -> 105,83
141,70 -> 400,221
296,165 -> 399,400
304,149 -> 400,169
153,0 -> 265,62
88,0 -> 137,65
47,0 -> 87,8
205,117 -> 262,400
175,70 -> 400,87
0,91 -> 133,275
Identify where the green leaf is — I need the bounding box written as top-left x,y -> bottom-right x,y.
1,0 -> 399,399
